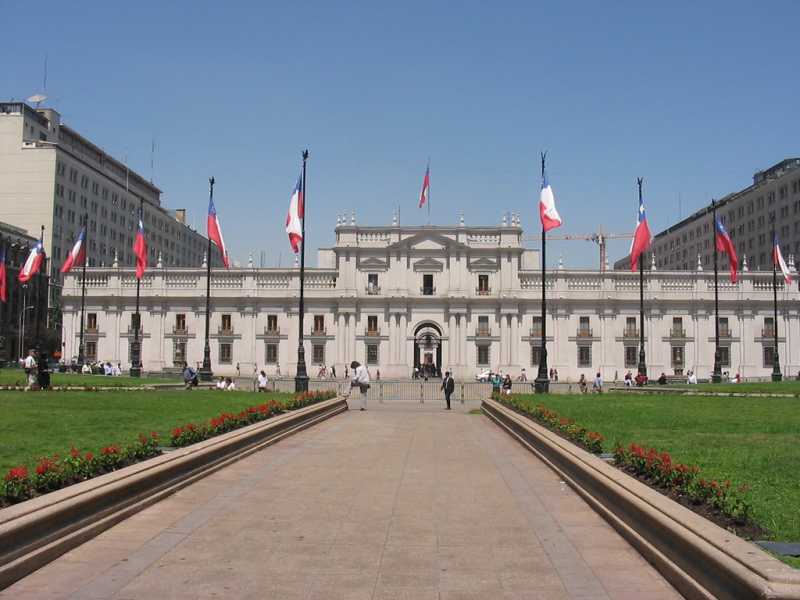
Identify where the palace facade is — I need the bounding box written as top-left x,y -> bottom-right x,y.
62,218 -> 799,380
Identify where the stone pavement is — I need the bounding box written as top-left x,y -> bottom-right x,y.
0,399 -> 682,600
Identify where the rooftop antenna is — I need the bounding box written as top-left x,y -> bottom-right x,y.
150,139 -> 155,184
678,191 -> 682,222
125,148 -> 130,191
27,54 -> 48,107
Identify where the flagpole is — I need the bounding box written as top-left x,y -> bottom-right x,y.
200,178 -> 215,383
130,198 -> 144,378
534,152 -> 550,394
426,158 -> 431,226
77,214 -> 88,367
637,178 -> 648,380
295,150 -> 310,392
771,218 -> 783,382
35,225 -> 45,352
711,200 -> 722,384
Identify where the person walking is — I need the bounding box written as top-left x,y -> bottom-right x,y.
441,370 -> 455,409
257,370 -> 269,392
343,360 -> 370,410
593,372 -> 603,393
37,352 -> 52,390
24,349 -> 37,387
182,361 -> 197,390
502,374 -> 512,395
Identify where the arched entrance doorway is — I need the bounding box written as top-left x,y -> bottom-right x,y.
414,322 -> 442,378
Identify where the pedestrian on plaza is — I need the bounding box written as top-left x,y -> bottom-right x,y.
343,360 -> 370,410
331,365 -> 336,379
37,352 -> 52,389
491,372 -> 502,395
593,372 -> 603,393
441,370 -> 455,409
275,364 -> 282,379
24,349 -> 37,387
579,374 -> 588,394
553,368 -> 559,381
182,361 -> 197,390
614,370 -> 618,385
257,370 -> 269,392
236,363 -> 240,376
549,368 -> 554,381
376,369 -> 381,381
502,374 -> 512,395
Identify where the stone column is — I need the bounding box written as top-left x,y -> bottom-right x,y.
511,313 -> 519,366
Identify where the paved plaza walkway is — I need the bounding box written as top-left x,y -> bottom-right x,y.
0,400 -> 682,600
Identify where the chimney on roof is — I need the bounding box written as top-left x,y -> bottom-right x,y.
175,209 -> 186,225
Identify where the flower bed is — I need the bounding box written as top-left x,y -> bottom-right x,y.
1,390 -> 337,507
170,390 -> 336,447
491,392 -> 753,523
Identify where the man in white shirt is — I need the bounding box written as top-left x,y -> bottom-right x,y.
24,349 -> 37,386
343,360 -> 370,411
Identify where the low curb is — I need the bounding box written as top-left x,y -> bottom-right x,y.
481,398 -> 800,600
0,396 -> 348,591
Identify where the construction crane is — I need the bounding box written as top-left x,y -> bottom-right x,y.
522,224 -> 634,271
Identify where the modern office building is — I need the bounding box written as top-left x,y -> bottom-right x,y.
615,158 -> 800,273
62,217 -> 799,380
0,102 -> 220,302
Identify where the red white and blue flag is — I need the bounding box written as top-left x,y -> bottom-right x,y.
715,216 -> 738,283
774,233 -> 792,284
630,195 -> 652,272
539,168 -> 562,232
419,164 -> 430,208
18,238 -> 44,282
133,212 -> 147,279
286,171 -> 304,253
60,225 -> 86,274
207,193 -> 230,270
0,247 -> 6,303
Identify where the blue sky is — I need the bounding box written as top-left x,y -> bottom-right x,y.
3,0 -> 799,269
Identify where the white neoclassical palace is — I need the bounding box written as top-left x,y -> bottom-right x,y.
62,217 -> 799,381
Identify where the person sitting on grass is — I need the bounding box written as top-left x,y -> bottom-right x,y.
216,376 -> 226,390
635,372 -> 647,387
225,378 -> 237,390
657,372 -> 668,385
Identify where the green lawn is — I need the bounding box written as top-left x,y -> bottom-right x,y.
0,389 -> 297,474
0,369 -> 177,388
514,392 -> 800,554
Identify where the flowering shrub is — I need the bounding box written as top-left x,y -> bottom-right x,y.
0,432 -> 161,505
613,442 -> 750,519
170,390 -> 336,447
491,392 -> 605,454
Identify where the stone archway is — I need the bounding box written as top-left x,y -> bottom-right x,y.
414,322 -> 442,378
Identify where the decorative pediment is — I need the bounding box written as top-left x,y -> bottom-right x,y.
413,257 -> 444,272
387,231 -> 469,252
468,257 -> 499,271
358,256 -> 389,271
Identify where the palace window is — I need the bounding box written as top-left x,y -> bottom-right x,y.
763,317 -> 775,338
367,315 -> 379,335
625,317 -> 637,337
219,343 -> 232,364
422,274 -> 434,295
578,346 -> 591,367
267,314 -> 278,334
763,345 -> 776,368
86,313 -> 98,332
367,273 -> 379,294
477,315 -> 490,336
718,346 -> 730,367
175,314 -> 186,334
265,343 -> 278,364
85,341 -> 97,362
477,345 -> 490,367
578,316 -> 591,337
530,345 -> 542,367
719,317 -> 729,337
220,314 -> 232,334
313,344 -> 325,364
624,346 -> 637,367
313,314 -> 325,334
671,317 -> 684,337
671,346 -> 684,369
477,274 -> 489,294
531,316 -> 542,337
366,344 -> 379,365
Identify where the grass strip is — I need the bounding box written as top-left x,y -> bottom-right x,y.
513,392 -> 800,562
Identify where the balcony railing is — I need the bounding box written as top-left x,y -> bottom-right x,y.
218,326 -> 234,335
762,329 -> 775,338
365,285 -> 381,295
476,328 -> 491,337
476,287 -> 491,295
623,330 -> 638,338
529,329 -> 542,338
311,326 -> 327,336
173,326 -> 188,334
577,328 -> 593,337
670,330 -> 685,338
420,286 -> 436,296
127,326 -> 143,334
264,326 -> 280,336
85,326 -> 99,334
719,330 -> 731,338
365,328 -> 380,337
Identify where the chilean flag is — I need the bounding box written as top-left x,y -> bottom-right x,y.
419,164 -> 430,208
0,247 -> 6,303
539,168 -> 562,232
286,171 -> 303,253
774,233 -> 792,284
630,195 -> 652,272
207,193 -> 230,270
715,216 -> 738,283
60,226 -> 86,274
18,238 -> 44,282
133,212 -> 147,279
